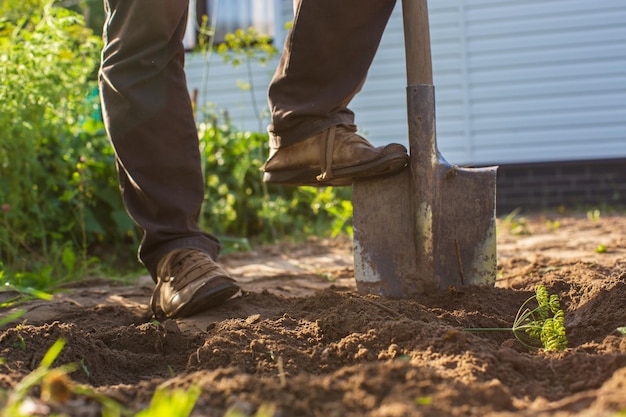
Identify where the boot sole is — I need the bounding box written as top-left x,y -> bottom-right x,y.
262,153 -> 409,187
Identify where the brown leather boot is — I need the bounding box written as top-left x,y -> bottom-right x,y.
150,249 -> 240,320
262,124 -> 409,186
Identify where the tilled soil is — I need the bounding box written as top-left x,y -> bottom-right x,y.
1,213 -> 625,416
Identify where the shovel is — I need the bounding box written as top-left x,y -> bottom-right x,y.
352,0 -> 498,297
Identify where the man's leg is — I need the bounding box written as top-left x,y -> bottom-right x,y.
99,0 -> 238,318
264,0 -> 407,186
269,0 -> 397,144
99,0 -> 218,276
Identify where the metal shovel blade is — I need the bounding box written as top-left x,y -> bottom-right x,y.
353,85 -> 497,297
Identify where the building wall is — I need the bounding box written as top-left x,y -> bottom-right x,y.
185,0 -> 626,168
496,158 -> 626,213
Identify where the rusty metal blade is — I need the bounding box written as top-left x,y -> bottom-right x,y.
352,85 -> 497,297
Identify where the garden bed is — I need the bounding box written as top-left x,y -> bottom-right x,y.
1,213 -> 626,416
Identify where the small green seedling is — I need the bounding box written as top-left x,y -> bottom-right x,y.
0,337 -> 201,417
415,396 -> 432,406
587,209 -> 601,221
317,271 -> 335,282
80,358 -> 90,378
134,386 -> 201,417
545,220 -> 561,231
464,285 -> 568,352
14,324 -> 27,351
501,208 -> 531,236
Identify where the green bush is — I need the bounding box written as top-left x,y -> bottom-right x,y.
0,0 -> 129,284
198,112 -> 353,246
0,1 -> 353,289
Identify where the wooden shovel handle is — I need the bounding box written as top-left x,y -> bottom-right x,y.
402,0 -> 433,85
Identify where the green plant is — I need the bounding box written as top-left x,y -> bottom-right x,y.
216,27 -> 278,132
197,112 -> 353,245
545,219 -> 560,231
12,324 -> 27,351
1,0 -> 352,288
135,386 -> 200,417
0,283 -> 52,309
464,285 -> 568,352
62,0 -> 106,36
587,209 -> 601,221
0,338 -> 76,417
1,0 -> 101,254
0,310 -> 25,328
415,396 -> 432,406
1,0 -> 138,288
0,338 -> 201,417
224,403 -> 277,417
595,244 -> 607,254
0,338 -> 124,416
500,208 -> 531,236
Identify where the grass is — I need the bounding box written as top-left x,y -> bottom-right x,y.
0,285 -> 53,309
499,208 -> 531,236
0,338 -> 201,417
0,310 -> 25,328
0,333 -> 286,416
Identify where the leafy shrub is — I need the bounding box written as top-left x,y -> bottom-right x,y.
0,0 -> 129,283
205,26 -> 353,244
0,1 -> 353,289
198,112 -> 353,245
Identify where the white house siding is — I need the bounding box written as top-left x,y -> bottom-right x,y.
185,52 -> 278,132
185,0 -> 626,166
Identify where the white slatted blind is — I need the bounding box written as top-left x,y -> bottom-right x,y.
185,0 -> 626,165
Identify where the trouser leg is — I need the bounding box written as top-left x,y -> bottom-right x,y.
268,0 -> 397,148
99,0 -> 220,279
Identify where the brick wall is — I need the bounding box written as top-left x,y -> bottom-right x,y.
495,158 -> 626,215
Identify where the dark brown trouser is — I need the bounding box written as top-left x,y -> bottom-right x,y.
99,0 -> 396,278
268,0 -> 397,148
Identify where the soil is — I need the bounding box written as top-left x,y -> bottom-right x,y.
1,212 -> 626,416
